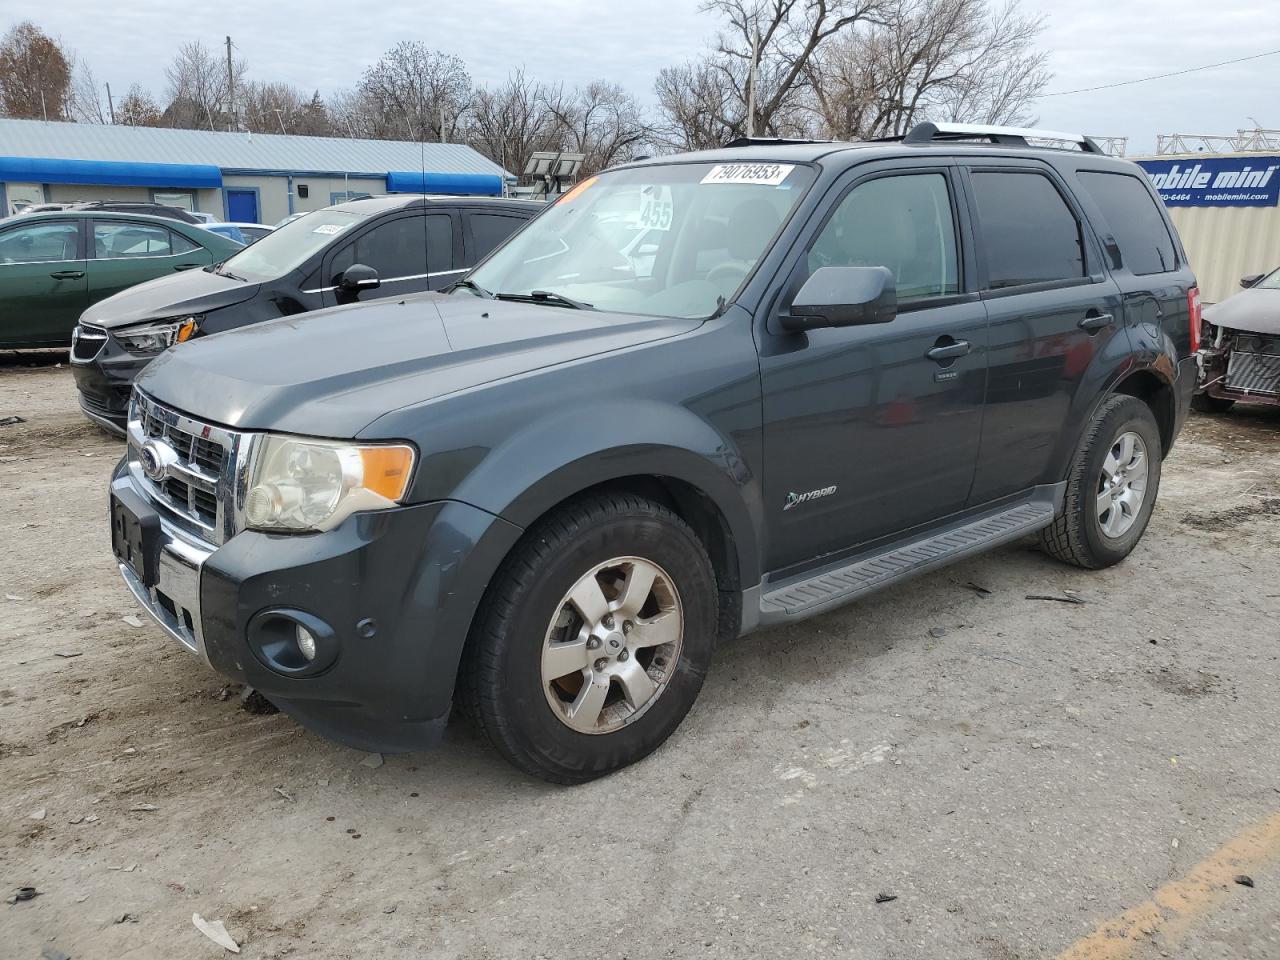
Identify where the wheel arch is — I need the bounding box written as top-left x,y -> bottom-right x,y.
1110,365 -> 1177,457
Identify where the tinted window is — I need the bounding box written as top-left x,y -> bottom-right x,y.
808,173 -> 959,301
93,221 -> 179,258
0,221 -> 78,263
469,213 -> 525,261
1077,172 -> 1176,275
972,172 -> 1085,289
331,215 -> 425,281
426,214 -> 453,273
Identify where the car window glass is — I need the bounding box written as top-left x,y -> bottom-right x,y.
0,221 -> 78,263
807,173 -> 959,301
170,232 -> 200,255
426,214 -> 453,273
469,213 -> 524,262
971,171 -> 1085,289
220,209 -> 363,282
93,221 -> 175,259
330,215 -> 424,281
1076,172 -> 1176,275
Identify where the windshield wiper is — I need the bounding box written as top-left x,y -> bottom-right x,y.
216,265 -> 248,281
495,289 -> 594,310
450,278 -> 494,299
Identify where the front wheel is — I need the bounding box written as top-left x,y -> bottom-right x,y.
1040,394 -> 1163,570
459,492 -> 717,784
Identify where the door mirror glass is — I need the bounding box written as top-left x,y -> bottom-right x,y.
1241,272 -> 1265,288
783,266 -> 897,332
339,263 -> 380,291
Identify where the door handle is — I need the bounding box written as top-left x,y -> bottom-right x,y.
173,263 -> 201,272
49,270 -> 85,280
1078,313 -> 1114,332
926,340 -> 971,362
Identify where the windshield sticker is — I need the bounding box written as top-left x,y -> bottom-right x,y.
638,186 -> 674,231
701,163 -> 796,186
312,223 -> 346,235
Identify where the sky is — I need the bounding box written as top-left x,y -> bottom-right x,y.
7,0 -> 1280,155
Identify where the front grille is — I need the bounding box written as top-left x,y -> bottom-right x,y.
129,392 -> 241,543
1226,333 -> 1280,396
72,324 -> 107,362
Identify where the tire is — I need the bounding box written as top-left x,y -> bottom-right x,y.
458,492 -> 717,784
1040,394 -> 1163,570
1191,391 -> 1235,414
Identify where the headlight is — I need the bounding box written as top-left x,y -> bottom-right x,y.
243,435 -> 416,533
114,316 -> 201,354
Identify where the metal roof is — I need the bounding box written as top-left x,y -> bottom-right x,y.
0,118 -> 513,179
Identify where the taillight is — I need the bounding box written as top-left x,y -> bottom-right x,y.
1187,286 -> 1202,352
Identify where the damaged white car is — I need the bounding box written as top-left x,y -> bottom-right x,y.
1195,268 -> 1280,413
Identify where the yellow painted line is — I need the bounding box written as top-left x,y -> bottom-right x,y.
1056,810 -> 1280,960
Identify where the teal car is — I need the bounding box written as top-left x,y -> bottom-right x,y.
0,211 -> 242,348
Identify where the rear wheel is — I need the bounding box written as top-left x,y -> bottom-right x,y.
1040,394 -> 1163,569
459,492 -> 717,784
1191,392 -> 1235,414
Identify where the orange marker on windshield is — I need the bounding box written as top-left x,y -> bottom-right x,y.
556,176 -> 598,205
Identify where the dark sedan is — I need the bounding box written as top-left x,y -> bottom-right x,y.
1195,268 -> 1280,412
72,194 -> 538,432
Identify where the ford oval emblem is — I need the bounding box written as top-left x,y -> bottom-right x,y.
139,439 -> 172,483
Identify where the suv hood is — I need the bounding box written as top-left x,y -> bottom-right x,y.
137,294 -> 700,436
81,268 -> 260,329
1204,287 -> 1280,337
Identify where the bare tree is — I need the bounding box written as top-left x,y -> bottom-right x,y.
163,40 -> 245,130
809,0 -> 1049,138
705,0 -> 887,136
654,59 -> 745,151
543,81 -> 651,173
357,42 -> 472,141
67,56 -> 107,123
116,83 -> 162,127
0,21 -> 72,120
465,70 -> 563,171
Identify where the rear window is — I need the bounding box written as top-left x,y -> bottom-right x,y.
971,171 -> 1085,290
1076,171 -> 1177,275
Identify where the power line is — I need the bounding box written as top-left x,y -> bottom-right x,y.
1040,48 -> 1280,97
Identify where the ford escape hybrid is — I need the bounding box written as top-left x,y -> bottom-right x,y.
108,123 -> 1199,783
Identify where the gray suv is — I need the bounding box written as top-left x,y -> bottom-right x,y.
107,123 -> 1199,782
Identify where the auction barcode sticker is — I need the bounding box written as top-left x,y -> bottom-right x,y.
700,163 -> 795,186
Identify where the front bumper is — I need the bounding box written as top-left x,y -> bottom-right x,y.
110,458 -> 524,752
72,331 -> 152,431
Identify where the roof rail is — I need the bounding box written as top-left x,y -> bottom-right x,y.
723,136 -> 836,148
902,122 -> 1105,154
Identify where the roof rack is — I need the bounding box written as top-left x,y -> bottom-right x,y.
900,122 -> 1105,154
723,136 -> 836,148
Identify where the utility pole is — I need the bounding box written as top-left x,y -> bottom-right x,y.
225,36 -> 236,131
440,103 -> 447,143
746,26 -> 760,138
105,82 -> 116,124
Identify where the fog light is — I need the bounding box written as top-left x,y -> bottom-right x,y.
296,624 -> 317,661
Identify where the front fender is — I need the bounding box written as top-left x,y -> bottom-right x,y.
452,398 -> 763,587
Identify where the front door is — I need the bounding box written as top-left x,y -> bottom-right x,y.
759,164 -> 988,574
960,162 -> 1125,505
0,218 -> 88,347
86,220 -> 210,308
226,189 -> 259,223
322,212 -> 431,306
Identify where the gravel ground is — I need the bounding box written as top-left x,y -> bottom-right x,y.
2,357 -> 1279,960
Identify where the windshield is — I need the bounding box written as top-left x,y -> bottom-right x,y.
1256,267 -> 1280,290
466,161 -> 815,318
217,209 -> 364,281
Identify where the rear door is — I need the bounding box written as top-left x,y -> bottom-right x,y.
0,218 -> 88,347
322,212 -> 430,306
463,209 -> 529,269
960,161 -> 1125,505
86,219 -> 210,308
758,162 -> 989,572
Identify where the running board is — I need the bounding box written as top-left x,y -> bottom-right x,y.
758,488 -> 1061,625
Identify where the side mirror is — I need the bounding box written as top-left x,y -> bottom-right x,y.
1241,272 -> 1265,289
338,263 -> 380,292
782,266 -> 897,332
